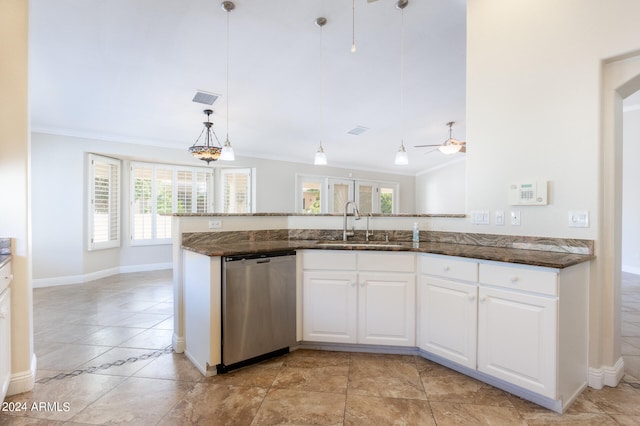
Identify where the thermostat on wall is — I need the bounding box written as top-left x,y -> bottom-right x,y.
509,180 -> 548,206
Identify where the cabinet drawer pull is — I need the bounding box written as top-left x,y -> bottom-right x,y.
510,276 -> 519,283
480,296 -> 486,303
468,294 -> 476,302
443,266 -> 451,272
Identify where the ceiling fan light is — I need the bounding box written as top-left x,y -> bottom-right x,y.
438,143 -> 462,154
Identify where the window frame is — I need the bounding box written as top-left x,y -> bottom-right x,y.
87,153 -> 121,251
219,167 -> 255,213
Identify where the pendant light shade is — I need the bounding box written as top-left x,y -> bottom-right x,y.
314,143 -> 328,165
220,138 -> 235,160
394,140 -> 409,165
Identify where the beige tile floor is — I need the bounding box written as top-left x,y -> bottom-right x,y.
1,270 -> 640,425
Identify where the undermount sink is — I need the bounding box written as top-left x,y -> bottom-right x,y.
315,241 -> 407,248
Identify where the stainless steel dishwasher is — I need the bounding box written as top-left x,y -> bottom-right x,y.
219,251 -> 296,373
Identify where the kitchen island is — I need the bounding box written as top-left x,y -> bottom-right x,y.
176,218 -> 593,414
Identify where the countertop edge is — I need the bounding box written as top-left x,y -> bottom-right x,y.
181,240 -> 594,269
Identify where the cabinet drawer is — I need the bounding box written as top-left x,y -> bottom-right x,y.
479,263 -> 557,296
358,252 -> 415,273
0,262 -> 11,293
419,254 -> 478,282
303,250 -> 357,270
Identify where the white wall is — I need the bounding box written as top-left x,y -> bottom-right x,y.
0,0 -> 35,395
415,159 -> 465,214
622,102 -> 640,274
467,0 -> 640,239
31,132 -> 416,284
467,0 -> 640,380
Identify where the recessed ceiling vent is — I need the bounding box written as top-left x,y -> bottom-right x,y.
347,125 -> 369,135
192,91 -> 220,105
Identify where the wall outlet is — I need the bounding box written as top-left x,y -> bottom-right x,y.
208,220 -> 222,229
495,210 -> 505,226
510,210 -> 521,226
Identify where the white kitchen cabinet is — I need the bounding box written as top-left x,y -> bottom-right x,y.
477,261 -> 589,408
0,261 -> 12,403
359,272 -> 415,346
302,270 -> 358,343
418,254 -> 478,368
302,250 -> 415,347
419,275 -> 477,369
477,285 -> 557,397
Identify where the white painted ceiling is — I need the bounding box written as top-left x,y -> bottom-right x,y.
29,0 -> 467,175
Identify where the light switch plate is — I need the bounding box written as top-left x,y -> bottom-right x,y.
495,210 -> 505,226
568,210 -> 589,227
471,210 -> 490,225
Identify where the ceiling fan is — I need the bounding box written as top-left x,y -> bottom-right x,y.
414,121 -> 467,154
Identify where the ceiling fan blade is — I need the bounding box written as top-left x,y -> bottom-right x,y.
367,0 -> 379,2
414,144 -> 443,148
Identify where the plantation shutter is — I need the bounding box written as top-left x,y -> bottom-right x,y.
88,154 -> 121,250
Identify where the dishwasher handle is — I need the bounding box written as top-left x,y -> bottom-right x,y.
224,251 -> 296,263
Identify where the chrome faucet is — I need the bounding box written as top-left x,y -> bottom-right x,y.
343,201 -> 360,241
365,213 -> 373,241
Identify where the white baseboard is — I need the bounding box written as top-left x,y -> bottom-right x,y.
32,262 -> 172,288
173,333 -> 185,354
588,357 -> 625,389
7,353 -> 37,396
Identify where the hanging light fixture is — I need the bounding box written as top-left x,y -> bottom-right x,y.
314,17 -> 328,165
189,109 -> 223,164
219,1 -> 235,161
394,0 -> 409,166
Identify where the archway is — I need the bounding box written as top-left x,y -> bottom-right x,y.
595,53 -> 640,387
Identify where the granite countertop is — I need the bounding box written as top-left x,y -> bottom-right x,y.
181,239 -> 594,269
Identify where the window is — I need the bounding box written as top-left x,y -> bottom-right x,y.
131,162 -> 213,244
380,185 -> 396,214
221,168 -> 253,213
88,154 -> 121,250
296,174 -> 399,214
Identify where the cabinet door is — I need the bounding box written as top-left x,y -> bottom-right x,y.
303,271 -> 358,343
0,289 -> 10,402
478,286 -> 557,398
419,276 -> 477,369
358,272 -> 416,346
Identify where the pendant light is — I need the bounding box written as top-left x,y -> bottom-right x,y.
314,17 -> 328,165
219,1 -> 235,161
189,109 -> 223,164
394,0 -> 409,166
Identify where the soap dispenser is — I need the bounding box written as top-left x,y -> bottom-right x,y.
412,222 -> 420,243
